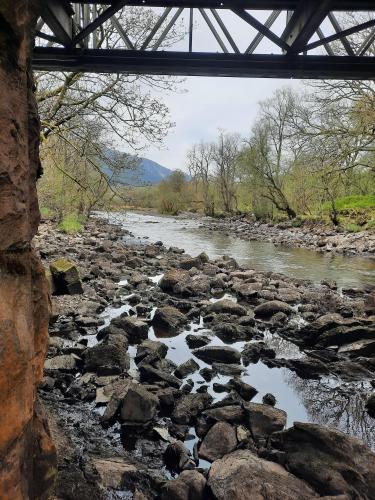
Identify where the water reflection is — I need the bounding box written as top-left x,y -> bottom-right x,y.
102,211 -> 375,288
286,373 -> 375,450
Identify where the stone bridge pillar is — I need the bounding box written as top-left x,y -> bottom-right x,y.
0,1 -> 56,498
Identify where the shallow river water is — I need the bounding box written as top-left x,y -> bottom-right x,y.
98,211 -> 375,453
105,211 -> 375,288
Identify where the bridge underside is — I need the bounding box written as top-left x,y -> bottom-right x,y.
35,1 -> 375,79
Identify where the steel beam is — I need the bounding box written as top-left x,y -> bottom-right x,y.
72,1 -> 375,11
32,48 -> 375,80
328,12 -> 354,56
73,1 -> 127,45
281,0 -> 332,53
305,17 -> 375,52
42,0 -> 73,46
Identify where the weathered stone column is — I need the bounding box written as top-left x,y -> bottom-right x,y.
0,1 -> 56,498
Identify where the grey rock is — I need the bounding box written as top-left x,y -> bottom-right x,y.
208,450 -> 317,500
254,300 -> 293,318
193,346 -> 241,365
120,383 -> 158,425
172,393 -> 213,424
175,358 -> 200,379
199,421 -> 237,462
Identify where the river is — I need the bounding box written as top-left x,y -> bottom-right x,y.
98,211 -> 375,453
105,211 -> 375,288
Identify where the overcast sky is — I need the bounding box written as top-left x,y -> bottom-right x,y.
135,8 -> 333,172
144,76 -> 303,172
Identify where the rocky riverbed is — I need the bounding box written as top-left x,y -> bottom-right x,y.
199,215 -> 375,257
36,217 -> 375,499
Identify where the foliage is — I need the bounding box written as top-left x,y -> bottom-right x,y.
322,195 -> 375,211
57,214 -> 83,233
36,6 -> 183,220
157,170 -> 189,214
343,222 -> 362,233
40,207 -> 52,219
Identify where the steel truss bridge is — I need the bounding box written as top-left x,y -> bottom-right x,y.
35,1 -> 375,78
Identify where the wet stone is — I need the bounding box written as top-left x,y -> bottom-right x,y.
172,393 -> 213,425
174,358 -> 200,379
193,346 -> 241,365
185,334 -> 211,349
199,421 -> 238,462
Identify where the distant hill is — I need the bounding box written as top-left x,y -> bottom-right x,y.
101,152 -> 174,186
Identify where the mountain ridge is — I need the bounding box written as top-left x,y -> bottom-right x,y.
101,152 -> 174,186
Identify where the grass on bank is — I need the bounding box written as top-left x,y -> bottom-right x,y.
327,194 -> 375,211
57,214 -> 83,233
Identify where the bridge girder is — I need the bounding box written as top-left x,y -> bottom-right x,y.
35,1 -> 375,79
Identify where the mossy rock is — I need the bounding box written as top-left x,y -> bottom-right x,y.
50,258 -> 83,295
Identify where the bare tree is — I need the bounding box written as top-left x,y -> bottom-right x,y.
243,88 -> 299,219
212,131 -> 241,214
36,6 -> 185,218
187,141 -> 215,215
36,6 -> 183,147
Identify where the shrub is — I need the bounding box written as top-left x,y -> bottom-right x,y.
366,219 -> 375,231
40,206 -> 52,218
343,222 -> 362,233
58,214 -> 83,233
291,217 -> 304,227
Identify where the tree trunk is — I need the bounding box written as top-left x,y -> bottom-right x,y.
286,206 -> 297,220
0,2 -> 56,498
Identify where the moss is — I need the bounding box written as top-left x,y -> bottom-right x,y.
57,214 -> 83,233
50,258 -> 74,274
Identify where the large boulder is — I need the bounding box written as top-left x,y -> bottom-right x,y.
208,450 -> 317,500
159,269 -> 189,293
316,324 -> 375,349
120,383 -> 158,425
254,300 -> 293,318
111,315 -> 148,344
207,299 -> 247,317
202,405 -> 245,426
175,359 -> 199,379
152,306 -> 187,331
199,422 -> 237,462
271,422 -> 375,498
179,252 -> 209,270
83,335 -> 129,375
164,441 -> 195,473
185,334 -> 211,349
135,339 -> 168,362
44,354 -> 79,372
232,282 -> 262,299
139,364 -> 182,389
50,258 -> 83,295
160,470 -> 206,500
244,402 -> 286,439
193,346 -> 241,365
172,393 -> 213,425
228,378 -> 258,401
338,338 -> 375,357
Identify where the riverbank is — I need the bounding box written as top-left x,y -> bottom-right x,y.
36,217 -> 375,499
198,215 -> 375,258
